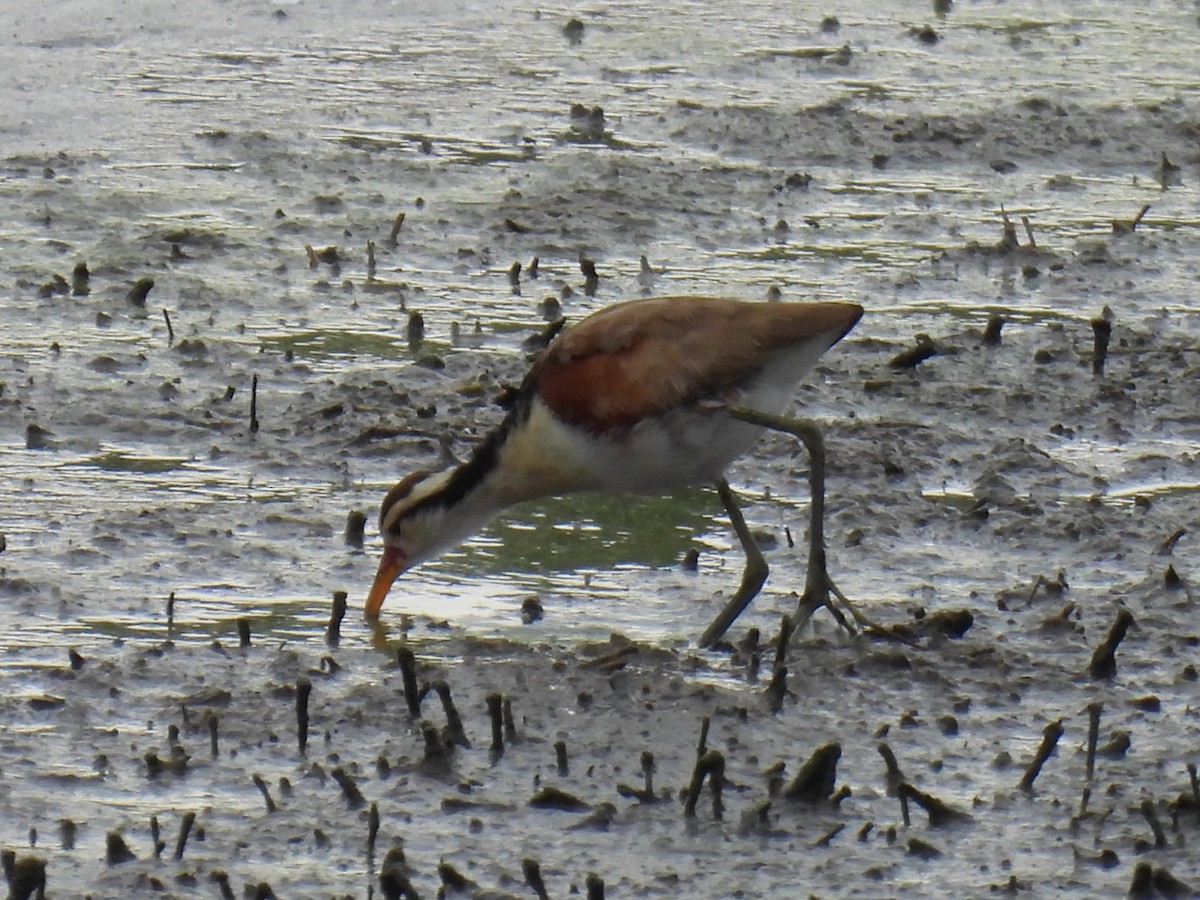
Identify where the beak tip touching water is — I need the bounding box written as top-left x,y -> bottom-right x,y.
365,546 -> 404,619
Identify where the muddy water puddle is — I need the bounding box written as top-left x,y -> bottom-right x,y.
2,0 -> 1200,895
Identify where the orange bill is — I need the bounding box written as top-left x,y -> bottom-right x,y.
365,545 -> 405,618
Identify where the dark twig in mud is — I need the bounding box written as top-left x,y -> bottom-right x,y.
486,693 -> 504,761
295,677 -> 312,755
982,313 -> 1003,347
878,743 -> 905,796
396,647 -> 422,718
1027,570 -> 1068,605
1140,799 -> 1168,849
249,373 -> 260,434
579,644 -> 637,672
503,697 -> 518,743
332,768 -> 367,809
150,816 -> 162,858
429,680 -> 469,747
1019,720 -> 1064,792
1086,702 -> 1103,782
996,205 -> 1019,253
2,850 -> 46,900
126,277 -> 154,307
367,802 -> 380,862
253,774 -> 277,813
619,750 -> 658,803
1188,764 -> 1200,824
696,715 -> 711,758
387,212 -> 405,247
773,615 -> 793,679
207,712 -> 219,758
1021,215 -> 1037,248
898,783 -> 972,827
344,510 -> 367,548
684,750 -> 725,819
888,335 -> 937,370
173,811 -> 196,860
162,308 -> 174,343
555,740 -> 569,777
586,872 -> 605,900
326,591 -> 347,647
237,617 -> 251,648
783,743 -> 841,803
1089,608 -> 1135,679
1091,314 -> 1112,376
166,591 -> 176,634
1111,204 -> 1151,235
1159,528 -> 1187,555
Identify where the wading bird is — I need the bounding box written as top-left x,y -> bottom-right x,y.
365,295 -> 866,646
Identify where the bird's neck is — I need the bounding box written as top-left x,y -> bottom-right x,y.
428,398 -> 593,522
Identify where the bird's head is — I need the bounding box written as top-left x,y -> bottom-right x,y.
365,468 -> 457,618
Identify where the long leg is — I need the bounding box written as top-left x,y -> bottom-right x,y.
697,478 -> 769,648
701,406 -> 892,646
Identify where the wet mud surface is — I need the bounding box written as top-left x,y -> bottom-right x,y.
2,0 -> 1200,896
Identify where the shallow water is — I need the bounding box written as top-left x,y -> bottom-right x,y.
2,0 -> 1200,895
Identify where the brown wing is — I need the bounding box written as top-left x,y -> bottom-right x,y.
535,296 -> 861,432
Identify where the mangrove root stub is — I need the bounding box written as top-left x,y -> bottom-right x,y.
878,743 -> 905,796
326,591 -> 347,647
2,851 -> 47,900
897,783 -> 972,827
105,831 -> 136,866
253,774 -> 277,813
296,677 -> 312,755
1140,799 -> 1168,849
1089,608 -> 1135,679
522,858 -> 551,900
173,812 -> 196,861
585,872 -> 605,900
487,692 -> 504,760
1085,702 -> 1103,781
982,314 -> 1003,347
1019,720 -> 1065,792
249,373 -> 260,434
431,680 -> 469,748
396,647 -> 422,718
126,277 -> 154,307
783,743 -> 841,803
332,768 -> 367,809
683,749 -> 725,819
1091,316 -> 1112,376
344,510 -> 367,548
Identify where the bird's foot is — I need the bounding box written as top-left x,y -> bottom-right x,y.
794,569 -> 911,645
